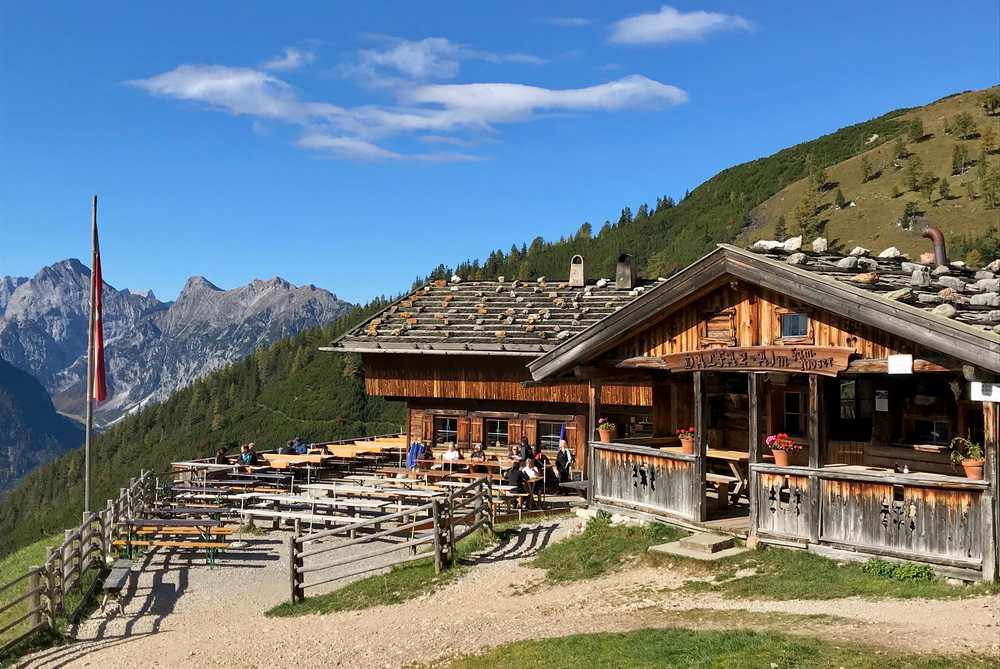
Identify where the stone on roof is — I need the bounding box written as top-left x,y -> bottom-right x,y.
746,241 -> 1000,332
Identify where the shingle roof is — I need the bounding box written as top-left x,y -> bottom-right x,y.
747,239 -> 1000,334
329,276 -> 664,355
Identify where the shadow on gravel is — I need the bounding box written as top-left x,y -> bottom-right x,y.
464,523 -> 559,565
17,631 -> 160,669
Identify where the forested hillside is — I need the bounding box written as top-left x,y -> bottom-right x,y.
0,301 -> 404,556
421,87 -> 998,286
0,359 -> 83,494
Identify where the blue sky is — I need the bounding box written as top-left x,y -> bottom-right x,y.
1,2 -> 997,303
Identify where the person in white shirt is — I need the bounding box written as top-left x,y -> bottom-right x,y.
442,442 -> 461,463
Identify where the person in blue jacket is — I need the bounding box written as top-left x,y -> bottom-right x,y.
406,440 -> 424,469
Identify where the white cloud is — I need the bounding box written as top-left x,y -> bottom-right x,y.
538,17 -> 591,28
610,5 -> 751,44
129,59 -> 687,161
404,75 -> 687,123
347,36 -> 543,86
262,46 -> 316,71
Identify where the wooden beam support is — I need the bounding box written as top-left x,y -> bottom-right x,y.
806,375 -> 823,543
985,401 -> 999,582
587,380 -> 602,500
692,372 -> 707,522
747,373 -> 766,543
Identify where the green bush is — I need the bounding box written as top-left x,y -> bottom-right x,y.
863,559 -> 935,582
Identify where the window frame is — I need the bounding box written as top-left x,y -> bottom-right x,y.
775,308 -> 813,344
433,416 -> 459,444
783,390 -> 805,437
485,419 -> 510,447
537,421 -> 563,450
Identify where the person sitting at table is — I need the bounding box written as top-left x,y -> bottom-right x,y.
555,439 -> 574,483
278,440 -> 294,455
518,436 -> 532,462
238,444 -> 253,466
521,457 -> 541,481
246,443 -> 261,465
531,445 -> 554,490
214,448 -> 229,465
469,443 -> 486,462
293,437 -> 310,455
506,460 -> 527,508
442,442 -> 462,464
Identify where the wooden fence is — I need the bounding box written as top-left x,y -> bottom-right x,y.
288,478 -> 492,603
0,471 -> 154,656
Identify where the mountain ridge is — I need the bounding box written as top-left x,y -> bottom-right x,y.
0,259 -> 353,425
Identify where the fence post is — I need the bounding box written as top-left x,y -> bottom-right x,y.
446,490 -> 455,565
79,513 -> 88,575
27,568 -> 41,628
105,499 -> 115,562
431,500 -> 443,575
486,478 -> 495,531
44,548 -> 58,622
289,519 -> 303,604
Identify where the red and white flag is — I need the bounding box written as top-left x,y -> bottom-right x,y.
92,224 -> 107,403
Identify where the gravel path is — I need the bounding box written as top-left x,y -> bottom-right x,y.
17,517 -> 1000,668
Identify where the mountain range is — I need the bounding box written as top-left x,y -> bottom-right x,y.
0,260 -> 352,425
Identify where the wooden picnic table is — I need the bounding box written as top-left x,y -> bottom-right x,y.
660,447 -> 750,504
149,506 -> 229,517
125,518 -> 223,528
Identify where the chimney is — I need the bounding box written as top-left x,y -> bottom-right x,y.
569,255 -> 585,287
615,253 -> 636,290
921,224 -> 949,267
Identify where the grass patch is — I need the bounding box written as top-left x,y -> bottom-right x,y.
431,628 -> 992,669
529,513 -> 685,582
0,534 -> 107,667
671,546 -> 1000,600
267,525 -> 506,617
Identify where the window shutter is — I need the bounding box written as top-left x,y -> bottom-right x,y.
523,419 -> 537,447
470,417 -> 483,445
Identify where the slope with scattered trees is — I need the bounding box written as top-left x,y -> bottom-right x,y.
745,87 -> 1000,264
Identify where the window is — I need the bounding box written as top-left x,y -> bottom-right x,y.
434,417 -> 458,444
780,312 -> 809,339
783,391 -> 804,436
485,419 -> 509,447
831,379 -> 875,441
538,421 -> 564,449
913,418 -> 951,444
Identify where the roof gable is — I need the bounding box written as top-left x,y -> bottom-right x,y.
528,245 -> 1000,379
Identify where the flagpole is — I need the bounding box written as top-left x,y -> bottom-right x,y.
84,195 -> 97,514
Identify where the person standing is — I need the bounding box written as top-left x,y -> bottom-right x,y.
555,439 -> 574,483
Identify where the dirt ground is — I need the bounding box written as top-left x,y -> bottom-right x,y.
17,517 -> 1000,668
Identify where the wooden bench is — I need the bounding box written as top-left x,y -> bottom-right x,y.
239,509 -> 352,526
134,526 -> 236,536
100,558 -> 132,616
113,539 -> 228,549
706,473 -> 739,509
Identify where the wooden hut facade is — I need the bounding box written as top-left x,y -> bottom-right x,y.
327,256 -> 659,466
331,239 -> 1000,581
528,242 -> 1000,581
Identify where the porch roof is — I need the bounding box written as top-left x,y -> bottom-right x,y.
528,245 -> 1000,380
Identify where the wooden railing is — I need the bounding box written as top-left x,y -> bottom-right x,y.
0,471 -> 154,656
288,478 -> 492,604
590,441 -> 701,522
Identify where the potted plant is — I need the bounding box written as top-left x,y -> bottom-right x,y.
765,433 -> 802,467
950,437 -> 985,480
676,426 -> 696,455
597,418 -> 617,442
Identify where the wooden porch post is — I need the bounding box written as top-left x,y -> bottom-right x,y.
747,373 -> 766,543
587,380 -> 602,503
984,401 -> 999,582
692,372 -> 707,522
806,375 -> 823,543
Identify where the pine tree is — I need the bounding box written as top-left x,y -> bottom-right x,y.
982,125 -> 997,154
908,118 -> 924,141
618,207 -> 633,226
893,137 -> 908,160
576,222 -> 592,240
899,201 -> 920,229
965,180 -> 977,200
938,178 -> 951,201
983,164 -> 1000,208
774,215 -> 787,241
978,149 -> 989,183
905,155 -> 924,191
952,111 -> 977,140
834,189 -> 847,209
952,143 -> 970,175
861,154 -> 875,182
804,153 -> 826,191
793,189 -> 819,239
921,176 -> 938,204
